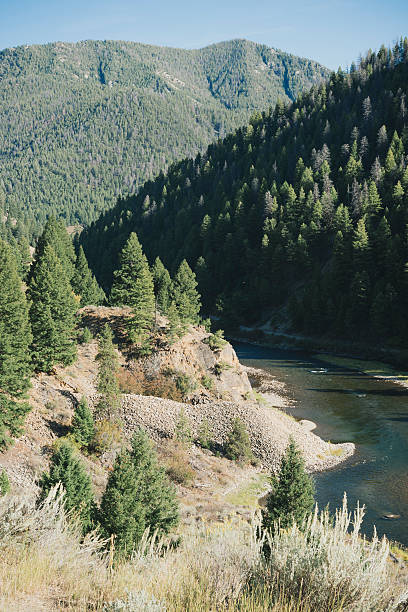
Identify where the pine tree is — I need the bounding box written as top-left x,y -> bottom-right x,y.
262,437 -> 315,532
110,233 -> 155,347
224,418 -> 254,463
172,260 -> 201,325
0,395 -> 31,450
39,441 -> 94,532
0,469 -> 10,496
130,428 -> 179,536
71,396 -> 95,448
165,301 -> 183,343
30,216 -> 76,282
0,239 -> 33,396
151,256 -> 172,315
95,324 -> 120,419
72,246 -> 105,306
98,449 -> 146,556
28,244 -> 77,373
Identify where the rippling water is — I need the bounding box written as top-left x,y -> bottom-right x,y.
233,341 -> 408,545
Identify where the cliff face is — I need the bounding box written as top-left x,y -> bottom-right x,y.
135,325 -> 252,403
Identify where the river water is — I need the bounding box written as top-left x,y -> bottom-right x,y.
233,341 -> 408,546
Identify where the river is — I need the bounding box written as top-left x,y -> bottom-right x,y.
233,340 -> 408,546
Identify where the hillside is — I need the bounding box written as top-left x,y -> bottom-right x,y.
81,40 -> 408,349
0,307 -> 351,500
0,38 -> 328,239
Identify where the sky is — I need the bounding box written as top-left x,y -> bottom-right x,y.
0,0 -> 407,70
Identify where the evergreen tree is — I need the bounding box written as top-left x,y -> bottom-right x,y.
172,260 -> 201,325
28,244 -> 77,373
39,441 -> 94,532
95,324 -> 120,419
262,437 -> 315,532
72,246 -> 105,306
98,449 -> 146,557
30,216 -> 76,282
0,395 -> 31,450
0,239 -> 33,396
71,396 -> 95,448
224,418 -> 254,463
130,428 -> 179,536
110,233 -> 155,347
165,301 -> 183,343
151,256 -> 172,315
0,469 -> 10,496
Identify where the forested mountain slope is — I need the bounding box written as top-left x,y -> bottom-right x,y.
0,38 -> 327,239
81,40 -> 408,348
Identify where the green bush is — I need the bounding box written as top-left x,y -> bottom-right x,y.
224,418 -> 254,464
78,327 -> 93,344
204,330 -> 227,352
175,373 -> 197,398
174,408 -> 192,447
201,374 -> 214,391
213,361 -> 232,377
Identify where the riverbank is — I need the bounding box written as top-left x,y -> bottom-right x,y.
233,326 -> 408,372
242,364 -> 355,473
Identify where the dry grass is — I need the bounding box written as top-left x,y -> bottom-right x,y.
160,440 -> 196,485
0,488 -> 407,611
117,368 -> 183,402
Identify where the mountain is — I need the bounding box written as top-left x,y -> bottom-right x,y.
0,38 -> 328,239
81,39 -> 408,350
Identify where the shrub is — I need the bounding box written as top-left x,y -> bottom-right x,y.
0,470 -> 10,496
201,374 -> 214,391
174,372 -> 197,397
174,408 -> 192,447
163,441 -> 195,485
117,369 -> 145,394
213,361 -> 232,377
256,495 -> 407,611
103,590 -> 165,612
91,419 -> 123,455
224,418 -> 254,464
204,329 -> 227,352
196,418 -> 212,449
78,326 -> 93,344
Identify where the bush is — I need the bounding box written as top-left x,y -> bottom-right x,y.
0,470 -> 10,496
174,372 -> 197,397
117,368 -> 183,401
196,418 -> 212,449
91,419 -> 123,454
256,495 -> 407,611
163,441 -> 195,485
224,418 -> 254,464
204,329 -> 227,352
103,590 -> 165,612
213,361 -> 232,376
201,374 -> 214,391
78,326 -> 93,344
117,369 -> 145,394
174,408 -> 192,447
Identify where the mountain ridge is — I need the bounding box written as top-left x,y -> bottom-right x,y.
0,38 -> 328,239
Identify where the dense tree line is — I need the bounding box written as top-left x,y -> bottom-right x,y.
82,40 -> 408,348
0,39 -> 327,241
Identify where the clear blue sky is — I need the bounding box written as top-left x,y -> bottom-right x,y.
1,0 -> 407,70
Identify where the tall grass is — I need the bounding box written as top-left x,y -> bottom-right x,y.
0,488 -> 406,611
